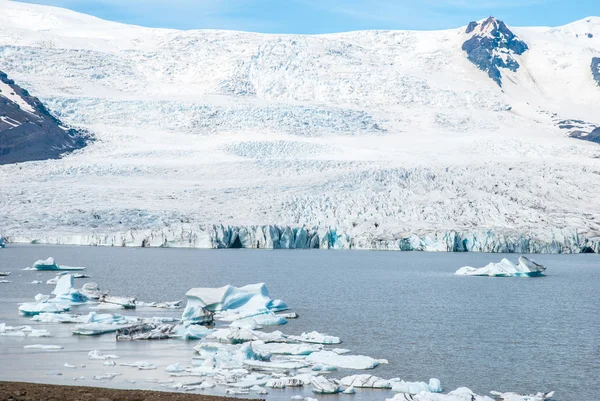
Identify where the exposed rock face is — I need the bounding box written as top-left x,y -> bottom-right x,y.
462,17 -> 529,86
557,118 -> 600,144
0,70 -> 90,164
592,57 -> 600,86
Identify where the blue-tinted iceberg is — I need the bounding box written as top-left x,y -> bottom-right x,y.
52,274 -> 89,303
391,378 -> 442,394
28,257 -> 86,271
0,236 -> 5,248
182,283 -> 287,326
455,256 -> 545,277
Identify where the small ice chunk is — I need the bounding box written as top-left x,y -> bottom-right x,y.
165,363 -> 185,373
291,396 -> 305,400
24,344 -> 63,350
0,272 -> 10,276
81,283 -> 102,299
31,280 -> 42,284
290,331 -> 341,344
343,386 -> 356,394
28,329 -> 52,337
93,372 -> 121,380
88,350 -> 119,360
0,280 -> 10,284
99,294 -> 136,309
64,363 -> 76,368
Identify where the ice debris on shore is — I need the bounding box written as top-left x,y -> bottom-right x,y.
26,257 -> 86,271
455,256 -> 546,277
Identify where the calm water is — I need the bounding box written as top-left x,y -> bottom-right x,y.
0,245 -> 599,401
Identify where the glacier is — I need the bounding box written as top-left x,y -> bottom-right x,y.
455,256 -> 546,277
0,2 -> 599,252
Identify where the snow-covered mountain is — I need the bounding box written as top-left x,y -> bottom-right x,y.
0,1 -> 599,252
0,69 -> 88,164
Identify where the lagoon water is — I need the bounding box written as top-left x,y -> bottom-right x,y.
0,245 -> 599,401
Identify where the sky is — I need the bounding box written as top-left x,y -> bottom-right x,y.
17,0 -> 600,33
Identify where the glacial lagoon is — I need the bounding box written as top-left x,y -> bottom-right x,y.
0,245 -> 598,401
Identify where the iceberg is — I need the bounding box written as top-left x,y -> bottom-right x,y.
19,301 -> 70,316
81,282 -> 102,299
253,342 -> 322,356
88,350 -> 120,360
340,374 -> 391,389
28,257 -> 86,271
183,283 -> 287,323
289,331 -> 341,344
386,387 -> 494,401
311,376 -> 340,394
306,350 -> 383,370
0,236 -> 5,248
391,378 -> 442,394
455,256 -> 546,277
23,344 -> 63,350
52,274 -> 89,303
0,272 -> 10,276
0,280 -> 10,284
99,294 -> 136,309
490,391 -> 555,401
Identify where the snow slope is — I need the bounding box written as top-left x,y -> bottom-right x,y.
0,1 -> 599,251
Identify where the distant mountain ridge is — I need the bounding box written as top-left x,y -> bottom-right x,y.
0,70 -> 89,164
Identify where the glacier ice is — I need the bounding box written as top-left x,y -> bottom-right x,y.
28,257 -> 86,271
455,256 -> 546,277
19,300 -> 70,316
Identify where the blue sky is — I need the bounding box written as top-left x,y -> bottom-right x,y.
18,0 -> 600,33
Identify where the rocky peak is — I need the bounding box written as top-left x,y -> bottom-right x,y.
462,17 -> 529,87
0,70 -> 90,164
592,57 -> 600,86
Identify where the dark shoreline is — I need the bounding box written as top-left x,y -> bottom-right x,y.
0,381 -> 259,401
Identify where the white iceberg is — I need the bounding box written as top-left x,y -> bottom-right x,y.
455,257 -> 545,277
340,374 -> 391,388
391,378 -> 442,394
490,391 -> 555,401
253,342 -> 322,356
306,350 -> 384,370
386,387 -> 493,401
311,376 -> 340,394
81,283 -> 102,299
290,331 -> 341,344
23,344 -> 63,350
28,257 -> 86,271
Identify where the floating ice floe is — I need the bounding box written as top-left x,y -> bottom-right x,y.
26,257 -> 86,271
0,272 -> 10,276
24,344 -> 63,350
0,323 -> 51,337
0,280 -> 10,284
455,256 -> 546,277
290,331 -> 341,344
340,374 -> 391,388
306,350 -> 385,370
31,280 -> 42,284
391,378 -> 442,394
19,298 -> 70,316
99,294 -> 136,309
137,300 -> 183,309
386,387 -> 494,401
88,350 -> 120,360
311,375 -> 340,394
490,391 -> 555,401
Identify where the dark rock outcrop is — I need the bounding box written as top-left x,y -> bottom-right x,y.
592,57 -> 600,87
462,17 -> 529,87
0,71 -> 90,164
